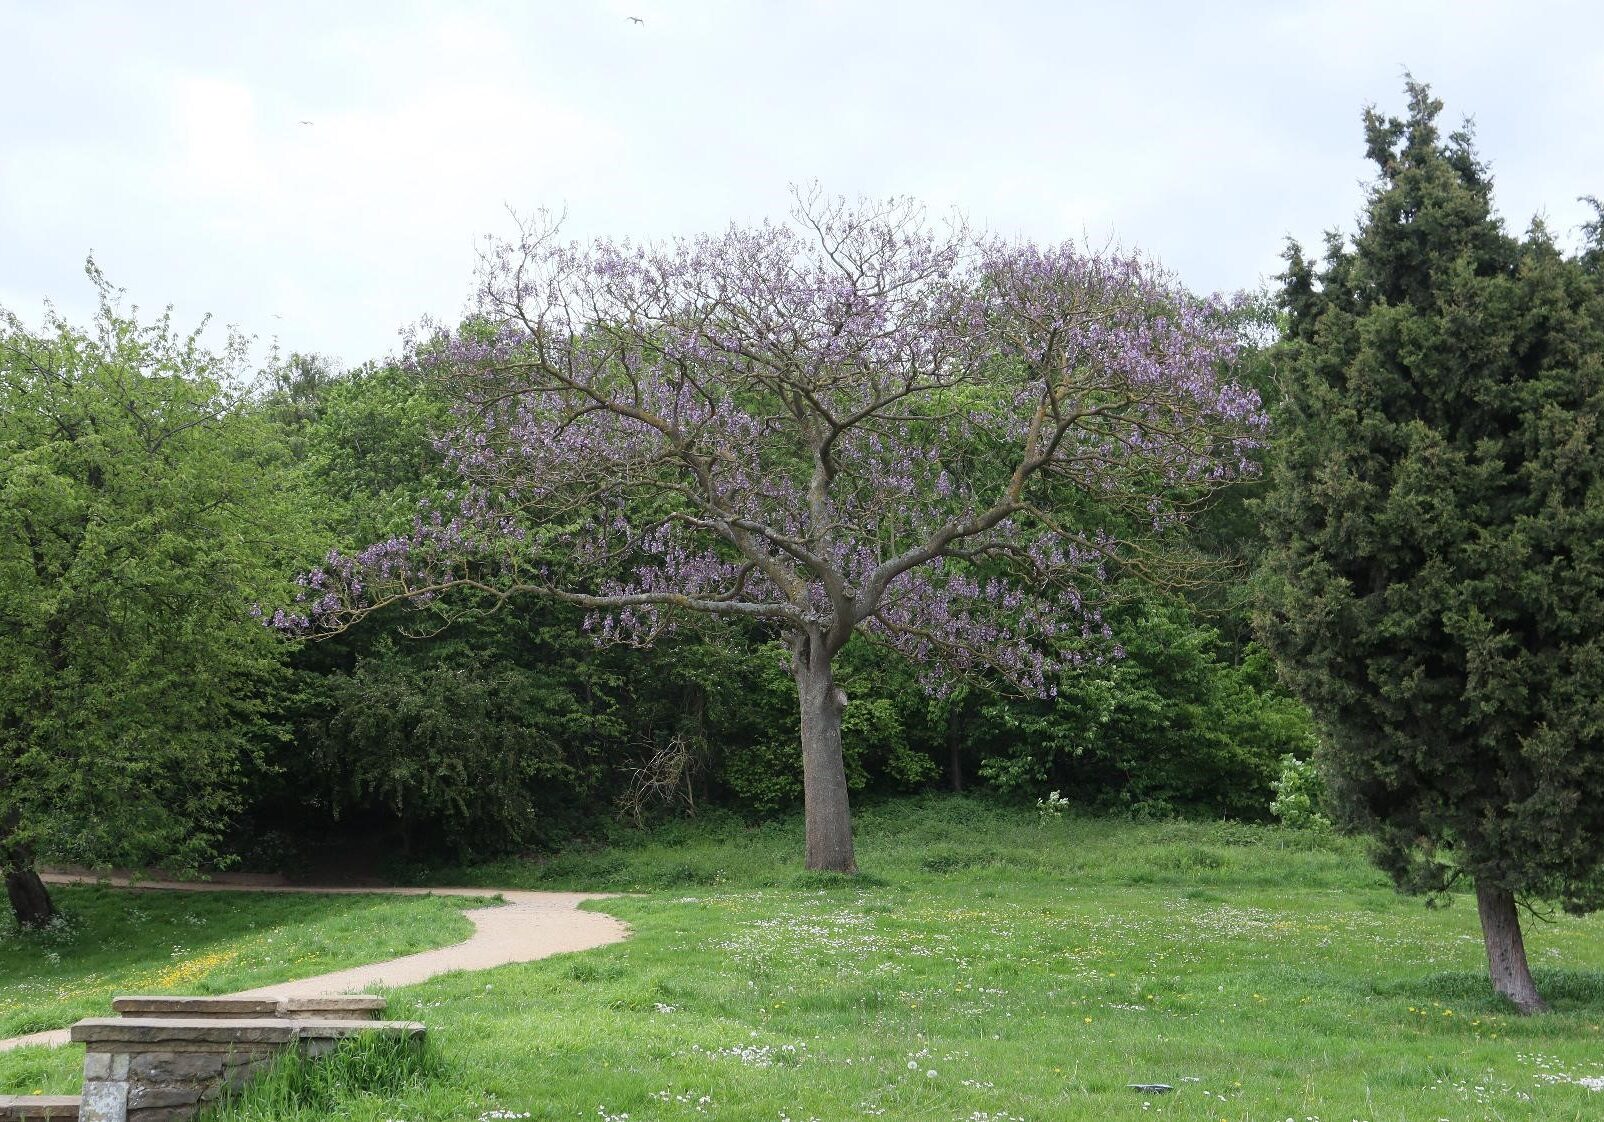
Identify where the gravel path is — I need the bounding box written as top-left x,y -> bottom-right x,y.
0,875 -> 628,1053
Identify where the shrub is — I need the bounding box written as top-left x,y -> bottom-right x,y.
1270,753 -> 1331,831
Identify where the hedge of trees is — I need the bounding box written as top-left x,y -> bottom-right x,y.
249,311 -> 1306,865
1,263 -> 1305,885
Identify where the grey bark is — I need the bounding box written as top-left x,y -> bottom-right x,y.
1475,880 -> 1548,1015
792,632 -> 857,874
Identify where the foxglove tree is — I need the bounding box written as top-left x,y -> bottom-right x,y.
273,189 -> 1264,872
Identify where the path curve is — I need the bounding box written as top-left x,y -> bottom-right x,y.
0,875 -> 628,1053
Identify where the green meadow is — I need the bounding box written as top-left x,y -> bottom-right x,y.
9,798 -> 1604,1119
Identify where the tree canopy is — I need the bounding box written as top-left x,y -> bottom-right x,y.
0,266 -> 316,925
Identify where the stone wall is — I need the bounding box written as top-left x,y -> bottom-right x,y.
70,1017 -> 422,1122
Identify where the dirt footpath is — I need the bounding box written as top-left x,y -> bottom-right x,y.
0,877 -> 629,1053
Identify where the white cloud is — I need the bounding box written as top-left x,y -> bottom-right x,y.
1,0 -> 1600,364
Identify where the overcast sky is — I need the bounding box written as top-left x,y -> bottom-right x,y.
3,0 -> 1601,367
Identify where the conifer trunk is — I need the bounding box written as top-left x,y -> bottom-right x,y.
793,634 -> 857,874
1475,881 -> 1548,1015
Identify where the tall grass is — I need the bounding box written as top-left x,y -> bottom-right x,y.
199,1032 -> 439,1120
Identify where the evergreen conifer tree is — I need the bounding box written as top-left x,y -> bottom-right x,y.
1259,81 -> 1604,1014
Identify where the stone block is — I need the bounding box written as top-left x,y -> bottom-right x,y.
77,1081 -> 126,1122
281,995 -> 385,1019
0,1097 -> 82,1121
125,1087 -> 198,1111
71,1019 -> 295,1047
220,1050 -> 272,1069
219,1051 -> 272,1070
127,1054 -> 222,1082
81,1054 -> 128,1082
112,997 -> 278,1020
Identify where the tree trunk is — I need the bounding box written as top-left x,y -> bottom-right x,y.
947,706 -> 964,793
1475,880 -> 1548,1015
5,866 -> 57,930
2,808 -> 58,930
793,634 -> 857,874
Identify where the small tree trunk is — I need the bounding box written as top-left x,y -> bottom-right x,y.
947,706 -> 964,793
793,634 -> 857,874
1475,881 -> 1548,1015
2,813 -> 58,930
5,866 -> 57,930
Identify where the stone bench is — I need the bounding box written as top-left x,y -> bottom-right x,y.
109,996 -> 386,1021
0,1097 -> 81,1121
69,1017 -> 424,1122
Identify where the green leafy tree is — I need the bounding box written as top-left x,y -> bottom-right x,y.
0,265 -> 315,926
970,587 -> 1311,818
252,361 -> 634,860
1258,82 -> 1604,1013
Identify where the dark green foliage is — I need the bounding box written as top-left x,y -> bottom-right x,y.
970,588 -> 1314,819
254,363 -> 627,858
234,339 -> 1309,860
0,248 -> 1316,876
293,627 -> 621,855
702,636 -> 939,814
1258,81 -> 1604,908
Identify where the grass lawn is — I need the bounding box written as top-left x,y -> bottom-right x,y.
14,796 -> 1604,1120
0,884 -> 486,1090
205,796 -> 1604,1122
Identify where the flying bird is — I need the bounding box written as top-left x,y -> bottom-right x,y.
298,120 -> 314,126
627,16 -> 643,24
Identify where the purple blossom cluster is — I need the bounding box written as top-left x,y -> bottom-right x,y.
270,190 -> 1267,696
